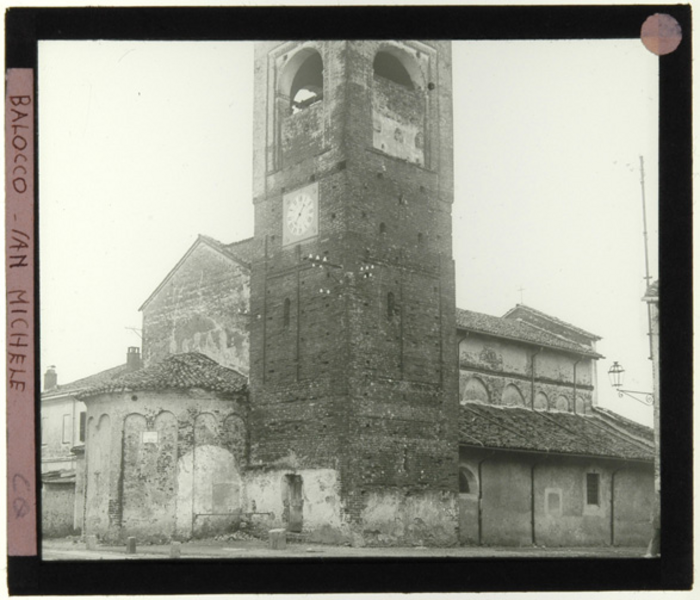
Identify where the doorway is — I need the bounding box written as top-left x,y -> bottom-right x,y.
284,474 -> 303,533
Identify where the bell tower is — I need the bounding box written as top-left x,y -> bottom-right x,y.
249,41 -> 458,544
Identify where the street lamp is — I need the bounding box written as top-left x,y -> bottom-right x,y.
608,358 -> 659,557
607,361 -> 654,405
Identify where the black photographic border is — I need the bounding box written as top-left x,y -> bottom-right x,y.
5,4 -> 692,594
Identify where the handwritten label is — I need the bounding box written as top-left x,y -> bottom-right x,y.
6,69 -> 37,556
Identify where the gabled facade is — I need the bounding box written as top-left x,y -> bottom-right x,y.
140,235 -> 252,375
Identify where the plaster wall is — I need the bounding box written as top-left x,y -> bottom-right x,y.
372,74 -> 425,166
84,413 -> 111,535
41,395 -> 86,471
480,458 -> 532,545
459,333 -> 595,413
459,335 -> 592,385
459,448 -> 653,547
359,488 -> 457,546
82,389 -> 246,542
534,461 -> 610,547
42,482 -> 77,538
610,467 -> 654,546
245,468 -> 344,543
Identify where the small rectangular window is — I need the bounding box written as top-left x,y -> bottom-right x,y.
547,491 -> 560,513
62,414 -> 72,444
79,411 -> 87,443
586,473 -> 600,505
545,487 -> 562,515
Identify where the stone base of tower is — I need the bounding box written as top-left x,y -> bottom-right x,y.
349,488 -> 458,547
244,467 -> 347,544
244,467 -> 458,546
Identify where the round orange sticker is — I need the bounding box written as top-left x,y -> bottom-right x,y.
641,13 -> 682,56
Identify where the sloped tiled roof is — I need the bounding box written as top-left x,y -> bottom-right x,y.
590,406 -> 655,445
199,235 -> 254,268
42,363 -> 131,399
456,308 -> 602,358
77,353 -> 248,399
502,304 -> 601,341
223,237 -> 254,266
459,403 -> 653,461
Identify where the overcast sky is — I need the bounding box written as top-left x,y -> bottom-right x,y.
39,40 -> 658,425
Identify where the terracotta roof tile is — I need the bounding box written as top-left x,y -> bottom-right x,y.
77,352 -> 248,399
459,403 -> 653,461
198,235 -> 253,268
503,304 -> 601,340
223,237 -> 254,266
42,363 -> 131,398
456,308 -> 601,358
591,406 -> 655,444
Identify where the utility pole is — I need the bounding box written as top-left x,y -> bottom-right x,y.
639,156 -> 654,360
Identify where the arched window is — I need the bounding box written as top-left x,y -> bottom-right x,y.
576,396 -> 586,414
461,377 -> 490,405
283,298 -> 291,328
290,52 -> 323,112
502,383 -> 526,407
374,51 -> 414,89
279,49 -> 324,114
555,395 -> 570,412
387,292 -> 396,319
534,392 -> 548,411
459,466 -> 478,495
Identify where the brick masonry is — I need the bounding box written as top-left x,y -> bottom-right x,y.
248,41 -> 458,544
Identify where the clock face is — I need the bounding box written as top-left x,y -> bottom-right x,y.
287,193 -> 315,236
282,182 -> 318,246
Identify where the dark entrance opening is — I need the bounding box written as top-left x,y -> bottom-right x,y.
284,474 -> 304,533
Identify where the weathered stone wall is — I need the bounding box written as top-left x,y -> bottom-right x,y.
82,389 -> 247,542
372,74 -> 425,166
84,413 -> 111,536
459,334 -> 594,414
142,243 -> 250,374
245,468 -> 345,543
250,40 -> 458,545
610,466 -> 655,546
281,101 -> 324,168
73,447 -> 85,533
459,448 -> 653,547
42,482 -> 77,538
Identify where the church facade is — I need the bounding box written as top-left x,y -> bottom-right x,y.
53,41 -> 654,547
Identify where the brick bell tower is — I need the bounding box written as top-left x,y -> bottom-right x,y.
249,41 -> 458,544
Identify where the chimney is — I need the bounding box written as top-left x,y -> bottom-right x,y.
44,366 -> 57,391
126,347 -> 142,372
